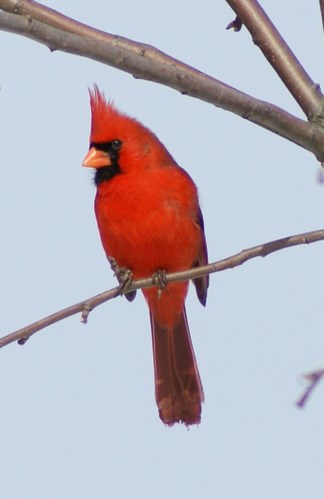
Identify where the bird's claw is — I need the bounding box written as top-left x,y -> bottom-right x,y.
107,256 -> 135,300
152,269 -> 168,298
152,269 -> 167,289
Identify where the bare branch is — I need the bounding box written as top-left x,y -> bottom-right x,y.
0,6 -> 324,159
1,229 -> 323,350
320,0 -> 324,35
226,0 -> 324,124
0,0 -> 134,40
296,368 -> 324,408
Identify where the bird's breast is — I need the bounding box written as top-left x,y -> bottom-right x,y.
94,168 -> 201,278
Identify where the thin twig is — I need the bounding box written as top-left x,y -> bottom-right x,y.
1,229 -> 323,349
296,368 -> 324,408
226,0 -> 324,124
226,15 -> 242,32
0,6 -> 324,159
320,0 -> 324,36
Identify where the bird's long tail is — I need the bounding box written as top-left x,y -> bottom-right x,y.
149,307 -> 204,426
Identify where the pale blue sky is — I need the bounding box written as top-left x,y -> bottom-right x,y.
1,1 -> 324,498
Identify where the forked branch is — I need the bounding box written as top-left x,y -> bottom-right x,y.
226,0 -> 324,123
1,1 -> 324,159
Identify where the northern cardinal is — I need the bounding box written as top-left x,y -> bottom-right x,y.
82,87 -> 209,426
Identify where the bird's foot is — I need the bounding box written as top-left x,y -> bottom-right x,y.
107,256 -> 136,302
152,269 -> 168,299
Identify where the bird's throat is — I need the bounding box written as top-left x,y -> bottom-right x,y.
94,164 -> 121,186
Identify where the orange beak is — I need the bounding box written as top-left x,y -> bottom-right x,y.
82,147 -> 111,168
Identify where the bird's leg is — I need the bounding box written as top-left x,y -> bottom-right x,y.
107,256 -> 136,302
152,269 -> 168,299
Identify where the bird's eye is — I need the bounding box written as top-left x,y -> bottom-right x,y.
111,139 -> 122,151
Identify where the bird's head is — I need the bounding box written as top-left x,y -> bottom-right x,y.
82,86 -> 171,185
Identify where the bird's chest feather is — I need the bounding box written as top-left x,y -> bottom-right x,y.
94,169 -> 201,276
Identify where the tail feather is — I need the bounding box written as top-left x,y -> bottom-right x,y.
150,308 -> 204,426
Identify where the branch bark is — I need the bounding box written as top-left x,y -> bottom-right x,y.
226,0 -> 324,124
1,2 -> 324,160
320,0 -> 324,35
1,229 -> 323,349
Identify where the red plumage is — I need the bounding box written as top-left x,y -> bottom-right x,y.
83,87 -> 209,426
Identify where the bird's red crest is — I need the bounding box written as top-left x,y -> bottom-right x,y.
88,86 -> 145,145
89,86 -> 122,143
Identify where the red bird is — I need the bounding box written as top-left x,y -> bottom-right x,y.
82,87 -> 209,426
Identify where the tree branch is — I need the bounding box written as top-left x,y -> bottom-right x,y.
296,367 -> 324,408
320,0 -> 324,35
1,3 -> 324,160
226,0 -> 324,124
1,229 -> 323,349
